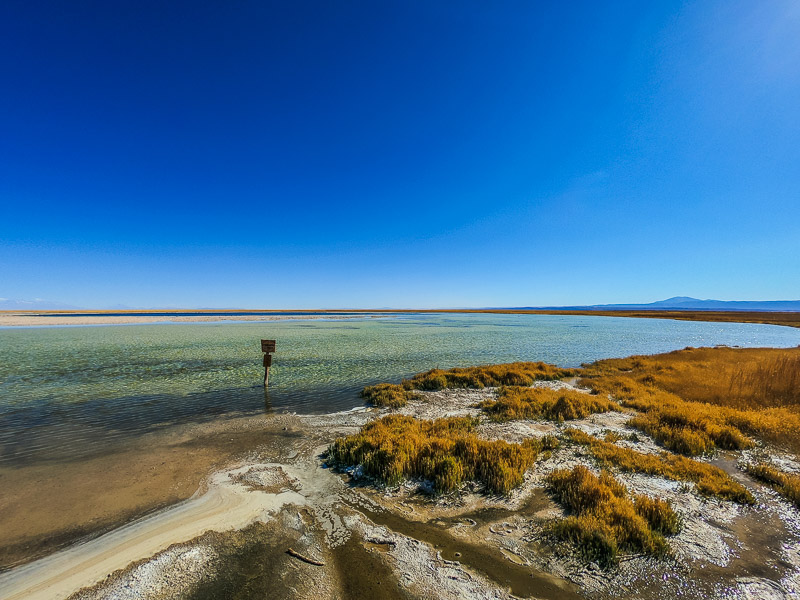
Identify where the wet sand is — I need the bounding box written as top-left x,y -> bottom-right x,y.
0,413 -> 302,570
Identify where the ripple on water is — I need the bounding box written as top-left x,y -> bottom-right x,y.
1,314 -> 799,466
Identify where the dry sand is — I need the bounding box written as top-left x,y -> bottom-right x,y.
0,313 -> 366,327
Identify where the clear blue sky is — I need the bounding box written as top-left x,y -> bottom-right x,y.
1,1 -> 798,308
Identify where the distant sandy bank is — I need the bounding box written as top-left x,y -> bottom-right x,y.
0,314 -> 370,327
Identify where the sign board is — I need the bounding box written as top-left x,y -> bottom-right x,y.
261,339 -> 276,353
263,354 -> 273,367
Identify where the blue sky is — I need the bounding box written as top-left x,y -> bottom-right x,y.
1,1 -> 798,308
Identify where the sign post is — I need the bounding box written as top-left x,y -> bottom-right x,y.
261,339 -> 276,386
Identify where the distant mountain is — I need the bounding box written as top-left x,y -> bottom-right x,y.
0,298 -> 83,310
528,297 -> 800,312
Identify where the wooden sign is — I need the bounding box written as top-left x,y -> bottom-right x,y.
261,339 -> 276,353
263,354 -> 272,367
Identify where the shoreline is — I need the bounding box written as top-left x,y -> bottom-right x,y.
1,308 -> 799,329
0,314 -> 377,327
3,377 -> 799,600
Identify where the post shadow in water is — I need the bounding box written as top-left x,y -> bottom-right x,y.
263,387 -> 272,414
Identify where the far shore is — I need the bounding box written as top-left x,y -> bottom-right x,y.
1,308 -> 799,328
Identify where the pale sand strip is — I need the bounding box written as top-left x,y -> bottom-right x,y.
0,314 -> 364,326
0,465 -> 306,600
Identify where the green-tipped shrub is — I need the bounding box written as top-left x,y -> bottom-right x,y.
564,429 -> 754,504
479,386 -> 620,422
546,466 -> 677,567
328,414 -> 548,495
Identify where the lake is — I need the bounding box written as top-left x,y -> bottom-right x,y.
2,313 -> 799,466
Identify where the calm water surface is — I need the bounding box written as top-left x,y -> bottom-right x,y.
1,313 -> 799,465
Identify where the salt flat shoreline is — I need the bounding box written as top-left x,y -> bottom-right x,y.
2,380 -> 799,600
2,308 -> 799,328
0,314 -> 372,327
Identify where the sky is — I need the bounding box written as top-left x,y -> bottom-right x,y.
1,1 -> 799,309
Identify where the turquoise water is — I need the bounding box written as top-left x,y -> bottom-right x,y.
1,313 -> 799,465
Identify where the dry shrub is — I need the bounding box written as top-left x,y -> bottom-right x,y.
745,463 -> 800,509
546,466 -> 680,566
361,361 -> 577,408
581,365 -> 800,455
565,429 -> 754,504
584,346 -> 800,409
361,383 -> 418,408
478,386 -> 620,422
407,362 -> 577,391
328,414 -> 556,495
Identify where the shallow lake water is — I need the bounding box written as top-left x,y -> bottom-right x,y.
1,313 -> 799,465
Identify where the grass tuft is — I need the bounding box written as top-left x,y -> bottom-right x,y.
580,347 -> 800,454
478,386 -> 620,422
564,428 -> 754,504
328,414 -> 556,495
361,383 -> 418,408
408,362 -> 577,391
545,466 -> 679,567
744,462 -> 800,509
361,362 -> 578,408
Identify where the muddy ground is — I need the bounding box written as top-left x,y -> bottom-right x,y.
1,382 -> 799,600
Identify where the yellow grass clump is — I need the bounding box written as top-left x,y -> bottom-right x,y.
407,361 -> 577,391
328,414 -> 557,495
744,463 -> 800,509
478,386 -> 620,422
361,361 -> 577,408
585,346 -> 800,410
546,466 -> 680,566
580,347 -> 800,454
361,383 -> 419,408
565,429 -> 754,504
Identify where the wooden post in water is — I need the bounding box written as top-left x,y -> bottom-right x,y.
261,339 -> 276,387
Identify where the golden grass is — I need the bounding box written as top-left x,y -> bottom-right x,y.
327,414 -> 558,495
565,429 -> 754,504
585,346 -> 800,409
361,383 -> 418,408
744,463 -> 800,509
580,347 -> 800,455
546,466 -> 680,566
478,386 -> 620,422
407,362 -> 577,391
361,362 -> 578,408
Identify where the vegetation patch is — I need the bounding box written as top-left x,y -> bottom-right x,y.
360,383 -> 419,408
478,386 -> 620,422
744,462 -> 800,509
361,362 -> 578,408
546,466 -> 680,567
565,429 -> 754,504
327,414 -> 557,495
580,347 -> 800,454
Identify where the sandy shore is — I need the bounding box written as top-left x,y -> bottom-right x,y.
0,314 -> 369,327
2,383 -> 799,600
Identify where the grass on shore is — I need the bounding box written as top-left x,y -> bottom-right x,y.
565,429 -> 754,504
327,414 -> 558,495
478,386 -> 620,422
360,383 -> 419,408
744,462 -> 800,509
546,466 -> 680,567
580,347 -> 800,455
361,362 -> 578,408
